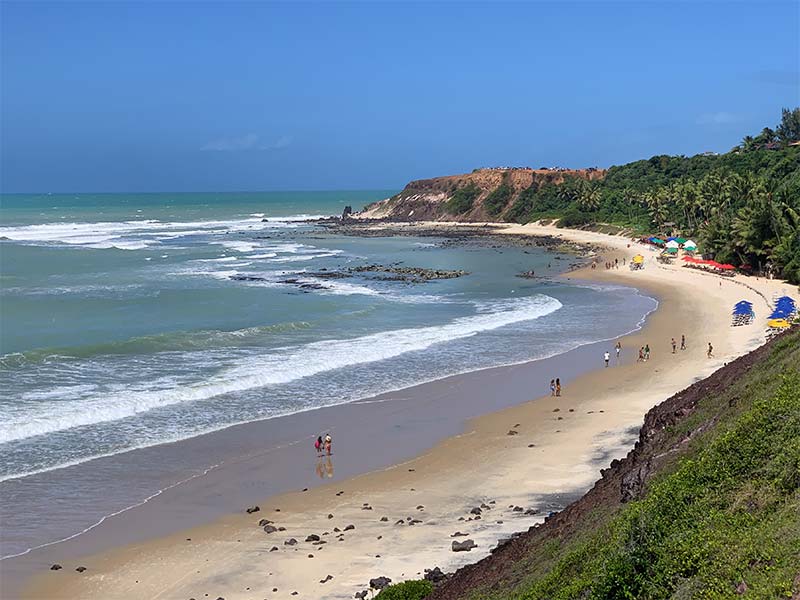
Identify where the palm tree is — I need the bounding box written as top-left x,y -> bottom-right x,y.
647,194 -> 669,231
622,187 -> 638,222
578,183 -> 601,212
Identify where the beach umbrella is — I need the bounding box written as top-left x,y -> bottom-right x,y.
718,263 -> 736,270
664,247 -> 678,254
675,237 -> 687,244
665,240 -> 679,249
681,255 -> 695,262
632,254 -> 644,263
767,318 -> 791,328
684,240 -> 697,250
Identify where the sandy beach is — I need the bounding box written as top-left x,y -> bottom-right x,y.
18,223 -> 796,600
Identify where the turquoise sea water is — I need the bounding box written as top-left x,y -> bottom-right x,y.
0,192 -> 656,558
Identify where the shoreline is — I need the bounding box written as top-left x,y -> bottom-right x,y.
14,223 -> 795,600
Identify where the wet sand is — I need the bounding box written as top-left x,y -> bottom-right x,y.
15,224 -> 795,600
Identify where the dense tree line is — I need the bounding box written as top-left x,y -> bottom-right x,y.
504,108 -> 800,283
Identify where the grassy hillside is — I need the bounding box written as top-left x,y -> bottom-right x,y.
425,330 -> 800,600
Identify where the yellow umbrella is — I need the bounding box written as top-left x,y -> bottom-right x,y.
632,254 -> 644,264
767,318 -> 790,328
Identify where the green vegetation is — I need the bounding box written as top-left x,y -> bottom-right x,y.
459,330 -> 800,600
484,173 -> 515,217
375,579 -> 433,599
504,108 -> 800,283
447,182 -> 481,214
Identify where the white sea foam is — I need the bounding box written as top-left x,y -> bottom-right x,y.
269,251 -> 343,262
0,295 -> 562,444
292,278 -> 383,296
0,215 -> 324,250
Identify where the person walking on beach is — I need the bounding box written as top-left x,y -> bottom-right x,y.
707,342 -> 714,358
637,347 -> 644,362
315,435 -> 323,457
615,341 -> 621,360
555,378 -> 561,397
671,338 -> 677,354
680,334 -> 686,350
324,433 -> 332,456
550,379 -> 556,396
604,351 -> 610,367
644,344 -> 650,361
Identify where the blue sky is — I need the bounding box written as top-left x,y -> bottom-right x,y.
1,1 -> 798,193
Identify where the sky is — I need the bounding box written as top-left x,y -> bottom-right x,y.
1,1 -> 798,193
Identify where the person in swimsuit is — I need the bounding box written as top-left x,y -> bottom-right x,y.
315,435 -> 323,457
555,378 -> 561,397
550,379 -> 556,396
324,433 -> 332,456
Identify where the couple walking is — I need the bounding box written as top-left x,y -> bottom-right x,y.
314,433 -> 332,457
671,334 -> 687,353
549,378 -> 561,397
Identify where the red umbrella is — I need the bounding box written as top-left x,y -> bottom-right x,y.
718,263 -> 736,270
681,256 -> 695,262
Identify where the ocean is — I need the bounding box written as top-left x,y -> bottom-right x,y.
0,191 -> 657,560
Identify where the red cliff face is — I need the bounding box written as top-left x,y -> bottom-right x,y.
359,168 -> 605,221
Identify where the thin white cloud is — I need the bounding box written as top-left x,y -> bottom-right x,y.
201,134 -> 293,152
697,112 -> 740,125
259,135 -> 293,150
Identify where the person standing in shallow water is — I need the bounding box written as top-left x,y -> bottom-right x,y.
604,351 -> 610,367
550,379 -> 556,396
615,341 -> 621,360
555,378 -> 561,397
324,433 -> 332,456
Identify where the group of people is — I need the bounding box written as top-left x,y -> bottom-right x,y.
314,433 -> 332,457
549,378 -> 562,397
603,341 -> 622,367
591,258 -> 626,270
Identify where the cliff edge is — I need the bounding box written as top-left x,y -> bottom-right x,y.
359,167 -> 605,222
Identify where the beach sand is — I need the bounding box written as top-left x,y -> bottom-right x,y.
19,224 -> 796,600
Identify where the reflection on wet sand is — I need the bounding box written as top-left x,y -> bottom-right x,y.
315,456 -> 333,479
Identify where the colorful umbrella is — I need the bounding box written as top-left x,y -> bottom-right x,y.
665,240 -> 679,249
767,318 -> 790,328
